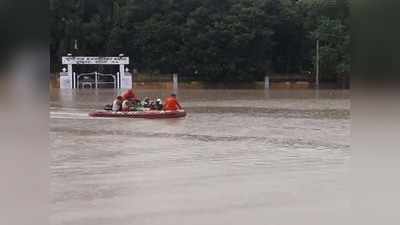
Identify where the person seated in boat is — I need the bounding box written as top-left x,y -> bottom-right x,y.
142,97 -> 151,108
121,99 -> 132,111
155,98 -> 163,110
148,99 -> 159,110
121,88 -> 139,102
112,96 -> 123,112
164,93 -> 182,111
149,99 -> 156,109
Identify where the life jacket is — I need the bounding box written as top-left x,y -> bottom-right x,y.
164,97 -> 182,111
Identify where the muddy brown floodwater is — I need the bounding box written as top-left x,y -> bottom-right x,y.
50,89 -> 350,225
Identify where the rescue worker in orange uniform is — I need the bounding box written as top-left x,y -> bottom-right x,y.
163,93 -> 182,111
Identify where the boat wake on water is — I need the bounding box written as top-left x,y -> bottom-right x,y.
50,111 -> 111,120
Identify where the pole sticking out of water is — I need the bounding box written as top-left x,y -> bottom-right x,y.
95,71 -> 98,88
173,73 -> 178,95
316,38 -> 320,89
73,72 -> 77,88
117,72 -> 120,89
264,76 -> 270,89
68,64 -> 73,88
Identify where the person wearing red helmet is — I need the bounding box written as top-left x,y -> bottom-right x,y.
121,88 -> 138,102
163,93 -> 182,111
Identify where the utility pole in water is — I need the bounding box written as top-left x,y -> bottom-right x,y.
315,38 -> 320,89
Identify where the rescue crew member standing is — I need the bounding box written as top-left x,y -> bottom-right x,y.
163,93 -> 182,111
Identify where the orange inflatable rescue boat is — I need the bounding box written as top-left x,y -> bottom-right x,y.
89,109 -> 186,119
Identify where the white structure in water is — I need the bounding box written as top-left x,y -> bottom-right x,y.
60,55 -> 132,89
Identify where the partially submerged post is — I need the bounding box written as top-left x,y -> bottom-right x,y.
264,76 -> 270,89
94,71 -> 98,88
121,68 -> 133,89
173,73 -> 178,94
73,72 -> 77,88
67,53 -> 73,85
315,38 -> 320,89
116,72 -> 120,89
59,67 -> 72,89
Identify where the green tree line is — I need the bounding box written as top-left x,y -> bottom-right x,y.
50,0 -> 350,82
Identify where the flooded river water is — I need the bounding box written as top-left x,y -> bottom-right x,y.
50,89 -> 350,225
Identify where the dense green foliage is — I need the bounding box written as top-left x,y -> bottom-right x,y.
50,0 -> 350,82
